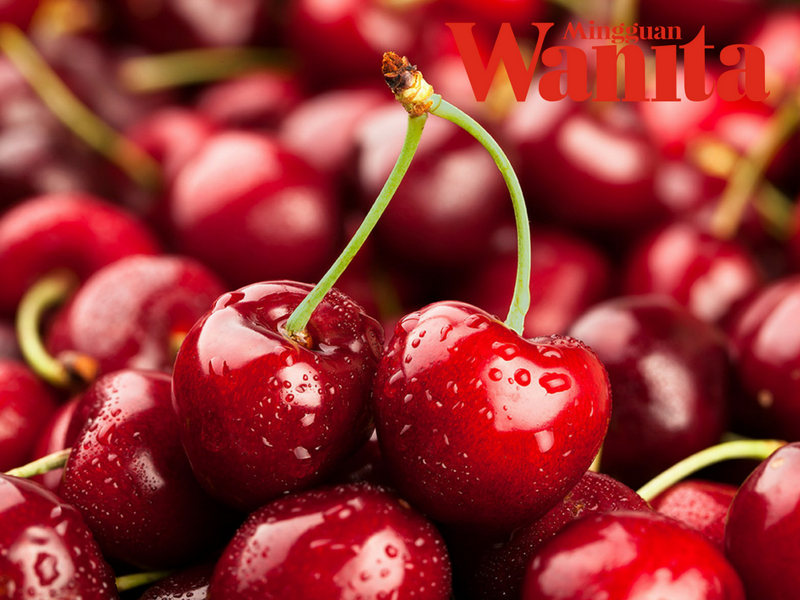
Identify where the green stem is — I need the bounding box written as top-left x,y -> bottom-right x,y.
5,448 -> 71,478
116,570 -> 172,593
284,113 -> 428,337
0,23 -> 161,192
636,439 -> 785,502
430,99 -> 531,335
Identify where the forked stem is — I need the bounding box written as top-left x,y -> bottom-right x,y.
5,448 -> 71,478
636,439 -> 785,502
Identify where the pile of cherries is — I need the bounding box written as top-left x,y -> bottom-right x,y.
1,0 -> 800,598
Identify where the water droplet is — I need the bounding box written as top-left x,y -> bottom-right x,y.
400,424 -> 411,435
465,314 -> 490,329
541,348 -> 563,359
403,394 -> 414,404
385,545 -> 398,558
534,430 -> 555,453
411,338 -> 421,348
493,342 -> 519,360
388,371 -> 404,386
293,446 -> 311,460
439,324 -> 453,342
301,413 -> 316,427
488,368 -> 503,381
514,369 -> 531,386
539,373 -> 571,393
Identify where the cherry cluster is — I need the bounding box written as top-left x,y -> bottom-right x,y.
0,0 -> 799,598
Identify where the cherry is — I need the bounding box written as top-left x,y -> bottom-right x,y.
725,442 -> 800,600
0,192 -> 160,316
45,254 -> 226,377
639,0 -> 764,46
467,471 -> 650,600
0,320 -> 19,358
650,480 -> 737,550
0,0 -> 40,30
0,359 -> 59,471
167,131 -> 341,288
172,281 -> 384,512
59,369 -> 230,569
460,226 -> 611,337
139,563 -> 213,600
373,301 -> 611,535
521,511 -> 745,599
568,295 -> 730,487
727,275 -> 800,441
210,482 -> 451,599
622,221 -> 764,325
30,396 -> 79,492
0,473 -> 119,598
743,7 -> 800,100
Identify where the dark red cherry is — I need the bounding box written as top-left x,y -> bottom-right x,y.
622,221 -> 764,325
568,295 -> 730,487
727,276 -> 800,441
459,226 -> 611,336
0,192 -> 160,316
172,281 -> 384,512
650,480 -> 737,550
0,474 -> 119,598
167,131 -> 340,288
30,396 -> 79,492
0,0 -> 40,29
0,359 -> 59,471
468,471 -> 650,600
210,483 -> 451,600
0,320 -> 19,359
138,563 -> 213,600
46,254 -> 226,377
373,301 -> 611,534
640,0 -> 763,45
59,369 -> 229,569
725,442 -> 800,600
521,511 -> 745,599
743,7 -> 800,100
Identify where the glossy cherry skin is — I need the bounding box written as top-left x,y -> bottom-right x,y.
139,563 -> 213,600
622,221 -> 764,325
373,301 -> 611,534
725,442 -> 800,600
468,471 -> 650,600
210,482 -> 451,600
167,131 -> 340,288
727,276 -> 800,441
46,254 -> 226,376
0,192 -> 160,316
460,226 -> 611,337
0,360 -> 59,471
568,295 -> 730,487
172,281 -> 384,512
640,0 -> 764,46
59,369 -> 229,569
650,480 -> 737,550
521,511 -> 745,599
0,474 -> 119,598
30,397 -> 79,492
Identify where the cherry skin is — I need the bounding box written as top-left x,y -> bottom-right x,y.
725,442 -> 800,600
172,281 -> 384,512
0,359 -> 59,471
521,511 -> 745,599
467,471 -> 650,600
640,0 -> 764,46
0,320 -> 19,359
167,131 -> 341,288
30,396 -> 79,492
139,563 -> 213,600
0,192 -> 161,316
372,301 -> 611,535
58,369 -> 230,569
46,254 -> 226,377
0,474 -> 119,598
568,295 -> 730,487
650,480 -> 737,550
210,482 -> 452,600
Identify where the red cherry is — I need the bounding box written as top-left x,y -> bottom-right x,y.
0,192 -> 161,316
46,254 -> 226,376
0,474 -> 119,598
59,369 -> 229,569
650,480 -> 737,550
521,511 -> 745,599
568,295 -> 730,487
373,301 -> 611,534
30,396 -> 79,492
640,0 -> 764,45
139,563 -> 213,600
167,131 -> 341,288
0,320 -> 19,359
172,281 -> 384,511
210,483 -> 451,599
725,442 -> 800,600
0,359 -> 59,471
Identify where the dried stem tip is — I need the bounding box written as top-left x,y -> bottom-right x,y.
382,52 -> 436,117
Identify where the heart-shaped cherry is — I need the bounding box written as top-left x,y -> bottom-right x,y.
210,482 -> 451,599
172,280 -> 384,512
372,301 -> 611,534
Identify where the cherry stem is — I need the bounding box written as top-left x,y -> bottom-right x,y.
710,95 -> 800,240
284,113 -> 428,337
118,47 -> 291,93
430,99 -> 531,334
636,438 -> 785,502
116,570 -> 173,593
0,23 -> 161,192
16,270 -> 98,389
5,448 -> 71,478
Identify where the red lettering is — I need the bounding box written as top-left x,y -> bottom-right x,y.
681,27 -> 714,101
717,44 -> 769,102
